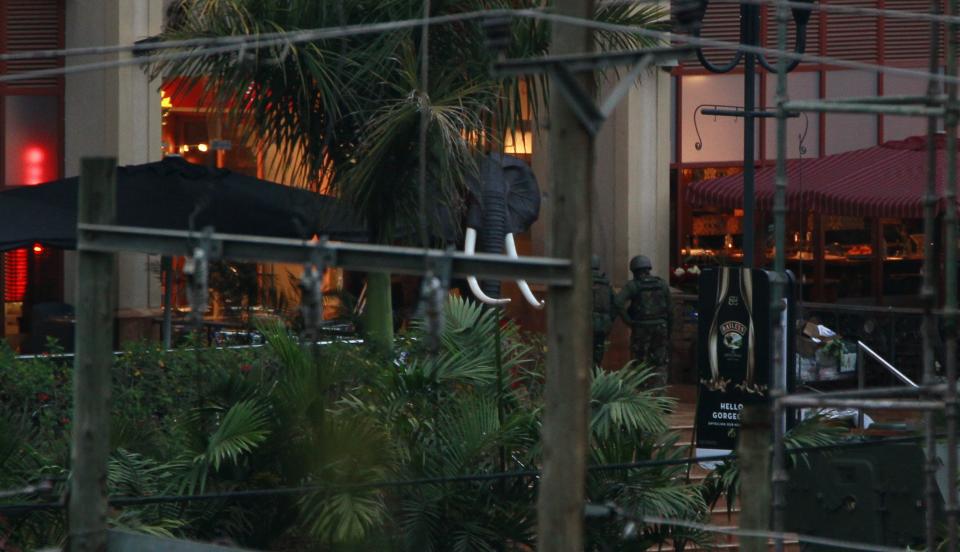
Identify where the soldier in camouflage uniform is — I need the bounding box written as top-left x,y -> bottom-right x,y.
615,255 -> 672,386
591,255 -> 615,366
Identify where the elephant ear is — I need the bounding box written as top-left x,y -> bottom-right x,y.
465,153 -> 541,232
494,153 -> 541,233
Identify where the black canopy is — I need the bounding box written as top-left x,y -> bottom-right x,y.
0,156 -> 367,251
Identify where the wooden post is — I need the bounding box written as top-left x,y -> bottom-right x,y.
161,256 -> 173,349
872,218 -> 884,305
363,272 -> 394,351
0,253 -> 4,339
70,158 -> 117,552
814,213 -> 824,302
537,0 -> 594,550
737,403 -> 772,552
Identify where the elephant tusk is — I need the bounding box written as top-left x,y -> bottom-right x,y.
505,233 -> 545,309
465,227 -> 510,306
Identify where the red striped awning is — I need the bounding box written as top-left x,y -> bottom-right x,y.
686,135 -> 959,218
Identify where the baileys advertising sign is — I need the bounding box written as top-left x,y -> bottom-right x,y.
695,267 -> 794,454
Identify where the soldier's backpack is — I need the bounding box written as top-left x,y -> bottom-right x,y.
631,275 -> 670,321
592,272 -> 613,331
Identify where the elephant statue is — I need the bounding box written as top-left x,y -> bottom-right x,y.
463,153 -> 544,309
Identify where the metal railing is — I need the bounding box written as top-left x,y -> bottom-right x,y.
856,339 -> 919,428
799,301 -> 925,383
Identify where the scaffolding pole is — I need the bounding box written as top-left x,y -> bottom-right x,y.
944,0 -> 959,547
923,2 -> 944,546
69,159 -> 117,552
537,0 -> 594,549
769,0 -> 957,548
771,0 -> 790,549
77,224 -> 572,286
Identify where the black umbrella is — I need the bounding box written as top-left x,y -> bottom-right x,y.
0,155 -> 368,251
0,156 -> 368,349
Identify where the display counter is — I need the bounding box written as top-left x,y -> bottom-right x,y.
678,210 -> 928,303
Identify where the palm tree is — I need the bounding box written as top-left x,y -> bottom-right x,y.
249,298 -> 705,549
154,0 -> 667,348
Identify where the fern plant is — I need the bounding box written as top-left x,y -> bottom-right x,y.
701,413 -> 848,517
2,297 -> 707,551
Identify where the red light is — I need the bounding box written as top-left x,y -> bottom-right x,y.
4,250 -> 27,302
32,244 -> 43,254
22,145 -> 48,185
23,147 -> 44,164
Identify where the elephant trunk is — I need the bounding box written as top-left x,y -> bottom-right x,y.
479,187 -> 508,299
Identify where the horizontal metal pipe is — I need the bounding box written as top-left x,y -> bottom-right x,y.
784,384 -> 943,401
800,301 -> 924,315
14,338 -> 366,362
783,99 -> 946,116
811,94 -> 946,105
701,108 -> 799,119
779,397 -> 946,410
77,223 -> 573,286
858,340 -> 920,387
493,46 -> 691,74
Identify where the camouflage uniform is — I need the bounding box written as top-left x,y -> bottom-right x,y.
592,264 -> 615,365
615,257 -> 672,386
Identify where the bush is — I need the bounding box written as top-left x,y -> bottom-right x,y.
0,302 -> 705,551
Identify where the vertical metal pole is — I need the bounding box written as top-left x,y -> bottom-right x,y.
69,158 -> 117,552
538,0 -> 594,549
922,2 -> 943,547
0,253 -> 4,340
493,315 -> 507,552
743,3 -> 758,269
857,345 -> 866,429
161,256 -> 173,349
771,0 -> 791,549
495,317 -> 506,480
943,0 -> 959,547
738,404 -> 772,552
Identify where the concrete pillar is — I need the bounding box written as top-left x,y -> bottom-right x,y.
624,66 -> 672,285
594,66 -> 672,288
64,1 -> 164,317
528,65 -> 671,368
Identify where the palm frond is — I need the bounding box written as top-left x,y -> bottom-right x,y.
201,400 -> 271,471
590,364 -> 675,440
702,414 -> 847,511
593,1 -> 671,52
110,509 -> 186,538
300,490 -> 387,544
784,413 -> 848,453
399,495 -> 443,552
181,399 -> 270,494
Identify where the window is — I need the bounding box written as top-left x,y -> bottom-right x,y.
0,0 -> 65,345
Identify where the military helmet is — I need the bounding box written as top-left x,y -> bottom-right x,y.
629,255 -> 652,272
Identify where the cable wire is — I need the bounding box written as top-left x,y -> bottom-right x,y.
3,0 -> 960,65
604,0 -> 960,26
0,9 -> 514,84
417,0 -> 432,251
634,513 -> 911,552
0,432 -> 937,516
1,8 -> 960,88
527,10 -> 960,86
0,9 -> 520,62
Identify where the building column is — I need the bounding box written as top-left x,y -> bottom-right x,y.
595,66 -> 672,288
64,1 -> 163,339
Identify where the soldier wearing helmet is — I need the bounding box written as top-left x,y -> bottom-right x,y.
591,255 -> 615,365
615,254 -> 672,386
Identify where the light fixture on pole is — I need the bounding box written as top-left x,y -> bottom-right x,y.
683,0 -> 815,267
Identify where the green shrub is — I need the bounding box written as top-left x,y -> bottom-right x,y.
1,302 -> 704,551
